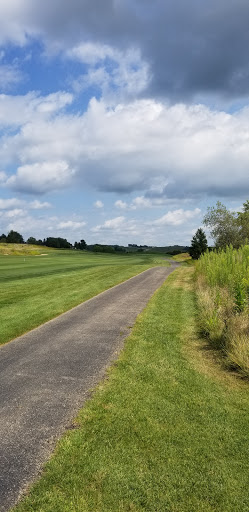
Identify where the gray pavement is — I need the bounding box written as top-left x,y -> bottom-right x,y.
0,265 -> 177,511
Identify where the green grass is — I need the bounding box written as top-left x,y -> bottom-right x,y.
0,249 -> 169,345
13,268 -> 249,512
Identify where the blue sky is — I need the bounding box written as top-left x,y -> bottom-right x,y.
0,0 -> 248,246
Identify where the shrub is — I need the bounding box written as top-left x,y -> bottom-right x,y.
195,245 -> 249,376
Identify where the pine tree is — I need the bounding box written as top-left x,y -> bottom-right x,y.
189,228 -> 208,259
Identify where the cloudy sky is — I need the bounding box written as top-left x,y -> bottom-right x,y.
0,0 -> 248,246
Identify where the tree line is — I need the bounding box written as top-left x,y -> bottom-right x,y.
0,230 -> 125,253
2,199 -> 248,258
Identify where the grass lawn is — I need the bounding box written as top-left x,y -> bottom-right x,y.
12,267 -> 249,512
0,248 -> 169,345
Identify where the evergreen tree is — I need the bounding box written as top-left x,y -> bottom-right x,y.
189,228 -> 208,259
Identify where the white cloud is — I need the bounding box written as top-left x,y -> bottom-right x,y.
29,200 -> 52,209
68,42 -> 116,66
2,95 -> 249,199
4,208 -> 27,218
152,208 -> 201,226
0,64 -> 23,89
115,200 -> 129,210
131,196 -> 152,209
7,161 -> 75,194
0,198 -> 23,209
0,91 -> 73,127
94,200 -> 104,208
57,220 -> 86,230
92,216 -> 125,232
0,197 -> 52,211
68,44 -> 150,101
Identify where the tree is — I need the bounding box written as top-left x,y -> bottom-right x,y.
189,228 -> 208,259
0,233 -> 7,243
27,237 -> 43,246
74,239 -> 87,250
237,200 -> 249,242
6,230 -> 24,244
203,201 -> 241,249
93,244 -> 115,253
44,237 -> 71,249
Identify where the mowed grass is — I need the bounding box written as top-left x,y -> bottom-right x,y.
0,249 -> 169,345
13,268 -> 249,512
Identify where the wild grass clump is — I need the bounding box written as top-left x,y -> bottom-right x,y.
196,245 -> 249,376
0,243 -> 52,255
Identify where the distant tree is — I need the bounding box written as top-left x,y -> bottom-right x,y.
189,228 -> 208,259
203,201 -> 241,249
74,239 -> 87,250
0,233 -> 7,243
93,244 -> 115,253
6,230 -> 24,244
113,245 -> 126,252
44,237 -> 71,249
27,236 -> 38,245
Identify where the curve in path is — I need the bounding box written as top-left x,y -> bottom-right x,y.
0,264 -> 177,511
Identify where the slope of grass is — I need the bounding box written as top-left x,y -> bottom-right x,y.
0,250 -> 169,345
0,243 -> 54,255
13,267 -> 249,512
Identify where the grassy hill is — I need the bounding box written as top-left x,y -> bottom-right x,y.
0,243 -> 55,256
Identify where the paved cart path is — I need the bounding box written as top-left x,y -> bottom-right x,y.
0,265 -> 177,511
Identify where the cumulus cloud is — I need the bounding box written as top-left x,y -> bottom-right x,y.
0,91 -> 73,128
69,44 -> 149,101
0,197 -> 52,211
0,198 -> 23,209
57,220 -> 86,230
92,216 -> 125,232
115,200 -> 129,210
4,208 -> 27,218
7,161 -> 75,194
91,215 -> 145,244
152,208 -> 201,226
94,200 -> 104,208
4,97 -> 249,199
29,200 -> 52,209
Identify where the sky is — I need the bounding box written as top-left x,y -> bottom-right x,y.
0,0 -> 249,246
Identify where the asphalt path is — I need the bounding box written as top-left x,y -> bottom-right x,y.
0,264 -> 178,510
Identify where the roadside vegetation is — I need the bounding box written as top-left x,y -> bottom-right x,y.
172,252 -> 192,262
0,249 -> 169,346
13,268 -> 249,512
196,245 -> 249,376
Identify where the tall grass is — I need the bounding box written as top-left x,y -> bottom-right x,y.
196,245 -> 249,376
